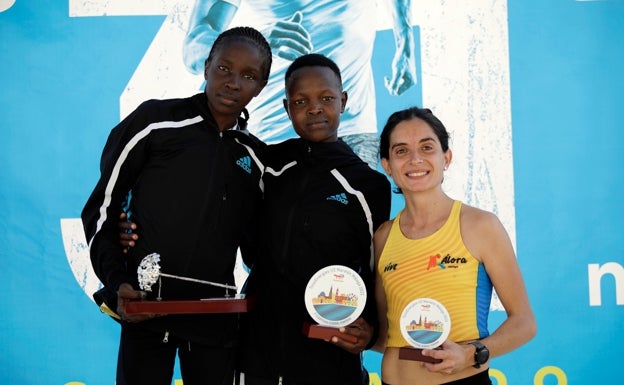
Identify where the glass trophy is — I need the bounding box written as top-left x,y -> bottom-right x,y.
122,253 -> 253,315
398,298 -> 451,363
302,265 -> 366,344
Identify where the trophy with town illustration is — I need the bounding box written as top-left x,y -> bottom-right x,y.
399,298 -> 451,363
302,265 -> 367,344
122,253 -> 252,315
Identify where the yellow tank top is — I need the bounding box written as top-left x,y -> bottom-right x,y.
378,200 -> 492,347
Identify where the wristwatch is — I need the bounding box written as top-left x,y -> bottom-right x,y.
467,340 -> 489,368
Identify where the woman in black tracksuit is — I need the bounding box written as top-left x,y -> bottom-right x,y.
81,27 -> 272,385
237,54 -> 391,385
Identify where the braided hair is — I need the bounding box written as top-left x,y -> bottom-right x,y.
207,26 -> 272,81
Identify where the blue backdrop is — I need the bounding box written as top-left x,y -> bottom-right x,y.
1,1 -> 622,384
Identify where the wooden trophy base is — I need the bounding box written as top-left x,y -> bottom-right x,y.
399,347 -> 442,363
302,322 -> 358,343
123,295 -> 255,315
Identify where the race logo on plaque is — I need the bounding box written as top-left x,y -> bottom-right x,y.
304,265 -> 366,327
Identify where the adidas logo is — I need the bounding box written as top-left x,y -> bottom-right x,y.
326,193 -> 348,205
236,156 -> 252,174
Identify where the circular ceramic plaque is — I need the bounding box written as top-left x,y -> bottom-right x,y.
304,265 -> 367,328
400,298 -> 451,349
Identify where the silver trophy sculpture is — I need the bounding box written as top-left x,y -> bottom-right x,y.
137,253 -> 237,300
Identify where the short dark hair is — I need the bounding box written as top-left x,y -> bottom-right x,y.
285,53 -> 342,85
379,106 -> 450,160
207,26 -> 272,81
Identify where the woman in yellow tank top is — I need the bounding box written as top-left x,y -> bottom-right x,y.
371,107 -> 536,385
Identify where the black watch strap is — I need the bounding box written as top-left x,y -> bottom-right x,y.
467,340 -> 489,369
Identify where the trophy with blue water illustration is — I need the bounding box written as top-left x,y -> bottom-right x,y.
302,265 -> 366,343
399,298 -> 451,363
122,253 -> 252,315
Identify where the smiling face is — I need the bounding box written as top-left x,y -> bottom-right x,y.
283,66 -> 346,143
203,40 -> 268,130
381,118 -> 452,193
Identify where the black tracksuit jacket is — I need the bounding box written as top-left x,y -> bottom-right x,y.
238,138 -> 391,384
81,93 -> 265,344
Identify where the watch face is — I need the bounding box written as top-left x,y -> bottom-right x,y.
476,347 -> 490,364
